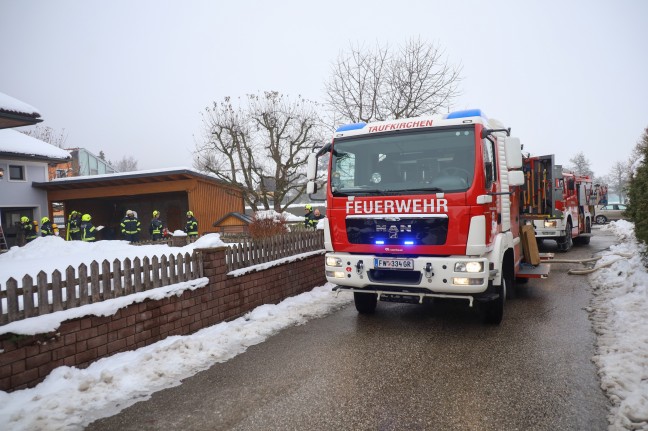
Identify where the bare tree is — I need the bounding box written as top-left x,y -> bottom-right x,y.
113,156 -> 138,172
602,160 -> 631,204
20,125 -> 67,148
566,151 -> 594,177
194,92 -> 324,212
325,37 -> 462,123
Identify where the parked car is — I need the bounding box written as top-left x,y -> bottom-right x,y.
595,204 -> 627,224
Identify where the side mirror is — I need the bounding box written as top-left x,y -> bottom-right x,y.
307,153 -> 318,181
504,137 -> 522,169
307,181 -> 317,195
509,170 -> 524,186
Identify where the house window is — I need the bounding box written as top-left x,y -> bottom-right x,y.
56,169 -> 67,178
9,165 -> 25,181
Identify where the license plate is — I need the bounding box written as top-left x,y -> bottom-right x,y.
374,258 -> 414,270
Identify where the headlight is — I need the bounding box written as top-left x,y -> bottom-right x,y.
544,219 -> 558,228
454,261 -> 484,273
326,256 -> 342,267
453,277 -> 484,286
326,270 -> 346,279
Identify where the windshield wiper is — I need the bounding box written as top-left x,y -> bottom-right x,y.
332,188 -> 383,196
401,187 -> 444,193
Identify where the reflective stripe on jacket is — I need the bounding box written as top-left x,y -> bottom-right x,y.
121,217 -> 141,234
185,217 -> 198,236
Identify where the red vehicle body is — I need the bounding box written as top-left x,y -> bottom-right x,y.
520,154 -> 593,251
306,109 -> 549,324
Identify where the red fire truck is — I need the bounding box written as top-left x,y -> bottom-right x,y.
306,109 -> 549,324
520,154 -> 593,251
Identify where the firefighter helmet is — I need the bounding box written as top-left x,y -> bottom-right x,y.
41,217 -> 50,224
82,214 -> 91,222
186,211 -> 193,217
153,210 -> 160,217
305,204 -> 313,211
21,216 -> 29,223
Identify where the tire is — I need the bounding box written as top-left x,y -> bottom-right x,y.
575,220 -> 591,245
556,221 -> 573,252
354,292 -> 377,314
481,279 -> 506,325
595,215 -> 607,224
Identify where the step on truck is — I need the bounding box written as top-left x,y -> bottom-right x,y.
306,109 -> 550,324
520,154 -> 593,252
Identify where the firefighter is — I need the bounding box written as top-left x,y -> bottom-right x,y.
304,204 -> 323,229
67,211 -> 82,240
80,213 -> 96,242
20,216 -> 38,243
311,208 -> 325,228
304,204 -> 314,228
185,211 -> 198,238
40,217 -> 55,236
149,210 -> 164,241
121,210 -> 141,243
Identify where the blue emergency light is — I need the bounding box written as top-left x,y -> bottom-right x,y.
375,240 -> 385,245
336,122 -> 367,132
404,241 -> 414,245
444,109 -> 487,120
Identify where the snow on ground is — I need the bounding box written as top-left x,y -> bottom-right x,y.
0,222 -> 646,430
587,221 -> 648,430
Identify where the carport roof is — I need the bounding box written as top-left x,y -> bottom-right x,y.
32,167 -> 239,191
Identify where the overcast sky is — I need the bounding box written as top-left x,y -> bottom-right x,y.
1,0 -> 646,178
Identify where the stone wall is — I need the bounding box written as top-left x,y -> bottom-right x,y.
0,247 -> 326,392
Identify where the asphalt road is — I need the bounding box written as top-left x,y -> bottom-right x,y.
87,227 -> 615,431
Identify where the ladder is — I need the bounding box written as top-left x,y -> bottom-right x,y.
0,224 -> 8,251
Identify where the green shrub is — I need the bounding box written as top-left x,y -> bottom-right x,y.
626,126 -> 648,252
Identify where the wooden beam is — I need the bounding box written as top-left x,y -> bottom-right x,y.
46,179 -> 197,201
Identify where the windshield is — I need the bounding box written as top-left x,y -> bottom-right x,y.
330,127 -> 476,195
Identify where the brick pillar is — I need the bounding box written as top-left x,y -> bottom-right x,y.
196,246 -> 228,284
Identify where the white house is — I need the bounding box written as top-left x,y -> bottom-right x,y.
0,92 -> 70,247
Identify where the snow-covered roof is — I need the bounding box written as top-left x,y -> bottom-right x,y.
33,166 -> 239,192
0,128 -> 71,161
0,91 -> 42,129
0,92 -> 41,117
45,166 -> 200,182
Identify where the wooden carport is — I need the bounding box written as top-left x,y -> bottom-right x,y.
33,168 -> 244,240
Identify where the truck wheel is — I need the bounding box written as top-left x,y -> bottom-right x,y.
574,220 -> 591,245
481,279 -> 505,325
557,221 -> 573,252
354,292 -> 377,314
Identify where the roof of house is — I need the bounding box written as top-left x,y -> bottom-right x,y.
212,212 -> 253,227
0,129 -> 71,162
32,167 -> 242,192
0,92 -> 43,129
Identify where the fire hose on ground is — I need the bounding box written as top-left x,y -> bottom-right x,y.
549,253 -> 633,275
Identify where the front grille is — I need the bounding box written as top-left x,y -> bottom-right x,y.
346,217 -> 448,245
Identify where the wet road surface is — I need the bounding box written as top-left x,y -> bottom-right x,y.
87,227 -> 615,431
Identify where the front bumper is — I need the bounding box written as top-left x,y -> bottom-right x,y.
532,220 -> 565,239
325,252 -> 493,295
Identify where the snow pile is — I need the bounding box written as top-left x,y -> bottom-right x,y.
0,234 -> 227,285
588,220 -> 648,430
0,284 -> 350,431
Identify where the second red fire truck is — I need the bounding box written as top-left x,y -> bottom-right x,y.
519,154 -> 593,252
